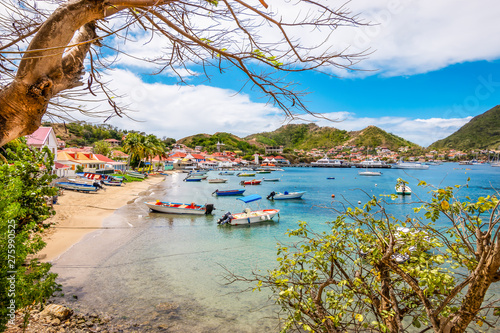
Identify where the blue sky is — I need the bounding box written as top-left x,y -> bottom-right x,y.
70,0 -> 500,147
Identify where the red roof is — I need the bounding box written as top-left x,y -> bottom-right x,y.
191,154 -> 205,160
93,154 -> 116,163
111,150 -> 129,158
170,152 -> 187,158
26,127 -> 53,146
54,162 -> 70,169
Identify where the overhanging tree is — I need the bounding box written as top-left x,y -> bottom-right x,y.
230,181 -> 500,333
0,0 -> 367,146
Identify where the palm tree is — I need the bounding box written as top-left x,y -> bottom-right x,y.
122,133 -> 146,169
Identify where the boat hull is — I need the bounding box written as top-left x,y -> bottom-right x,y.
213,189 -> 245,196
145,202 -> 207,215
395,186 -> 412,195
273,191 -> 305,200
208,179 -> 228,183
359,171 -> 382,176
229,209 -> 280,225
56,182 -> 98,192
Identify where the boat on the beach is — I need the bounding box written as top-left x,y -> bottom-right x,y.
267,191 -> 306,200
395,184 -> 412,195
56,182 -> 98,192
212,189 -> 245,196
240,179 -> 261,185
208,178 -> 228,183
217,194 -> 280,225
145,201 -> 215,215
358,171 -> 382,176
126,170 -> 147,179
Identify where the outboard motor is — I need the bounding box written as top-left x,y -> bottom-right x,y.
93,181 -> 103,190
205,204 -> 215,215
217,212 -> 233,225
267,191 -> 276,200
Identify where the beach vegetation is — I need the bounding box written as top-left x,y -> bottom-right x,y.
242,182 -> 500,333
0,139 -> 60,331
122,133 -> 166,169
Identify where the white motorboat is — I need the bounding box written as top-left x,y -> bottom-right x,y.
311,155 -> 350,168
392,160 -> 429,170
395,184 -> 412,195
208,178 -> 228,183
358,171 -> 382,176
217,194 -> 279,225
355,158 -> 391,169
267,191 -> 305,200
145,201 -> 214,215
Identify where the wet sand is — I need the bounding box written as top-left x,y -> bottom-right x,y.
39,174 -> 167,262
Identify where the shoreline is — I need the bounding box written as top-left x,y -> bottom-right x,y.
39,174 -> 167,262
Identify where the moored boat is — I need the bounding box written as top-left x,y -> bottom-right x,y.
392,160 -> 429,170
267,191 -> 306,200
126,170 -> 147,179
212,189 -> 245,196
217,194 -> 279,225
145,201 -> 215,215
237,172 -> 256,177
395,184 -> 412,195
262,178 -> 280,182
358,171 -> 382,176
208,178 -> 228,183
240,179 -> 261,185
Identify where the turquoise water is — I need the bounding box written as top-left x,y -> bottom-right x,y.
52,164 -> 500,332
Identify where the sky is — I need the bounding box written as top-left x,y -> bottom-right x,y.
65,0 -> 500,147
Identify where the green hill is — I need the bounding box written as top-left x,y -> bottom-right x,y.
177,132 -> 260,153
347,126 -> 417,151
244,123 -> 417,151
245,123 -> 349,150
429,105 -> 500,150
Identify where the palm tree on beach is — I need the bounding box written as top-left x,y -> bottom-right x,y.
122,133 -> 166,170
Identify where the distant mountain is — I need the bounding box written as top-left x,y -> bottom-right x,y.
429,105 -> 500,150
244,123 -> 417,150
177,132 -> 259,153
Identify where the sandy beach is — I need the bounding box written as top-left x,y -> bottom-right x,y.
39,174 -> 166,262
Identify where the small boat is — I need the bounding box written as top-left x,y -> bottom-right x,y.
392,160 -> 429,170
358,171 -> 382,176
126,170 -> 147,179
145,201 -> 215,215
395,184 -> 412,195
267,191 -> 306,200
103,180 -> 122,186
185,174 -> 207,180
217,194 -> 280,225
184,177 -> 202,182
237,172 -> 256,177
56,182 -> 98,192
219,171 -> 235,175
240,179 -> 262,185
263,178 -> 280,182
327,177 -> 335,179
208,178 -> 228,183
212,189 -> 245,196
256,170 -> 271,174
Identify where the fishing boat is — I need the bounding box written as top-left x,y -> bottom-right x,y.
358,171 -> 382,176
212,189 -> 245,196
217,194 -> 280,225
207,178 -> 228,184
126,170 -> 147,179
237,172 -> 256,177
145,201 -> 215,215
56,182 -> 98,192
262,178 -> 280,182
240,179 -> 261,185
395,184 -> 412,195
256,170 -> 271,174
219,171 -> 235,175
327,177 -> 335,179
267,191 -> 306,200
184,176 -> 203,182
103,179 -> 122,186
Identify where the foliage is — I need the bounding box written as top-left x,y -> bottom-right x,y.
122,133 -> 166,169
248,182 -> 500,333
93,140 -> 112,157
179,133 -> 260,154
61,122 -> 125,147
353,126 -> 417,151
0,139 -> 59,331
430,105 -> 500,150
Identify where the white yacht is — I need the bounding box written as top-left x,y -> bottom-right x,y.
355,158 -> 391,169
392,159 -> 429,170
311,155 -> 350,168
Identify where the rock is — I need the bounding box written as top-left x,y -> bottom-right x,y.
51,318 -> 61,326
155,302 -> 179,312
39,304 -> 73,321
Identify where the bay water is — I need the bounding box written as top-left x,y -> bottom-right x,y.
51,164 -> 500,332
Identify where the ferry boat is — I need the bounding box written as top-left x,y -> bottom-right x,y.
311,155 -> 350,168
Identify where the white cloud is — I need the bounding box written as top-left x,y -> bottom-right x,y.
75,69 -> 283,140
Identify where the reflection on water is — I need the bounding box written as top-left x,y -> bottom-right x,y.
51,164 -> 500,332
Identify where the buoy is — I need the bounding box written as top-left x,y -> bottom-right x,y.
375,184 -> 378,186
358,201 -> 361,204
331,194 -> 335,198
